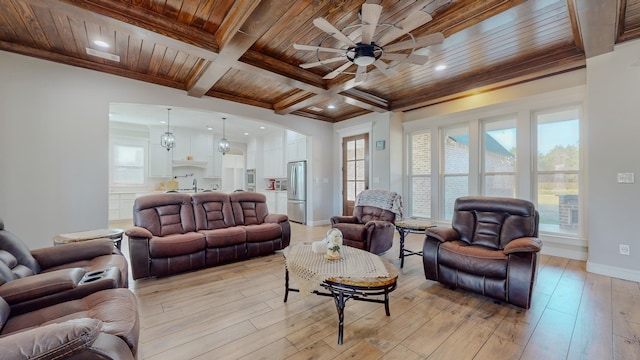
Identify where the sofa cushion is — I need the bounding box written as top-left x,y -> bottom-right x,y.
438,240 -> 508,278
149,233 -> 205,258
193,192 -> 236,230
133,193 -> 195,236
230,192 -> 269,225
243,224 -> 281,243
201,227 -> 246,247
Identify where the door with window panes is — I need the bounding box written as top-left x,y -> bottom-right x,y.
342,134 -> 369,215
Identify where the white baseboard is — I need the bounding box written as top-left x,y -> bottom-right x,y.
306,219 -> 330,226
586,261 -> 640,282
539,241 -> 588,261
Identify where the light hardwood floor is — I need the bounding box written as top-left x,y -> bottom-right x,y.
112,221 -> 640,359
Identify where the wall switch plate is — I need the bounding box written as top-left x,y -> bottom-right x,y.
619,244 -> 630,255
617,172 -> 635,184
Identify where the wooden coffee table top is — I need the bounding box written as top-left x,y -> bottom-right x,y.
326,257 -> 398,287
53,228 -> 123,244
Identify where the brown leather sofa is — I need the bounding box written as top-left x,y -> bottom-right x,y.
0,288 -> 140,360
127,192 -> 290,280
0,218 -> 129,315
423,196 -> 542,309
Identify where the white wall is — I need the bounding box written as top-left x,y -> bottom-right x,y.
0,50 -> 333,248
585,39 -> 640,281
332,112 -> 398,216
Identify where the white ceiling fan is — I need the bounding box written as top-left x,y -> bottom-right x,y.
293,0 -> 447,83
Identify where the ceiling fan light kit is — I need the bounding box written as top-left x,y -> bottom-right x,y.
294,2 -> 445,83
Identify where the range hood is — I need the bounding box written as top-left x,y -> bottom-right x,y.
173,160 -> 207,168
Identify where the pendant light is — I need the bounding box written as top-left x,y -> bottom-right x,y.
217,117 -> 230,155
160,108 -> 175,151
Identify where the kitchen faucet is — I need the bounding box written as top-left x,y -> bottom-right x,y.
192,178 -> 198,193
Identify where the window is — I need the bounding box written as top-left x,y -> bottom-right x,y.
408,131 -> 431,218
112,144 -> 145,185
482,117 -> 517,197
442,125 -> 469,220
534,106 -> 580,235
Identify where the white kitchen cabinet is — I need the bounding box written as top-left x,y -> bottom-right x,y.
108,194 -> 120,220
119,193 -> 136,220
276,191 -> 288,215
108,193 -> 137,220
286,130 -> 307,163
263,129 -> 285,178
222,154 -> 245,192
260,191 -> 276,212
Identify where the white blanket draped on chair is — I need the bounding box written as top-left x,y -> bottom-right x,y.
354,189 -> 403,221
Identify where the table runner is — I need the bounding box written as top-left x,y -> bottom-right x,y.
284,244 -> 390,297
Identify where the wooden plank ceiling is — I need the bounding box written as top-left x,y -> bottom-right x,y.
0,0 -> 638,123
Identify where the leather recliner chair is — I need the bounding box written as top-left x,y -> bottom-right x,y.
0,288 -> 140,359
423,196 -> 542,309
0,218 -> 129,315
330,190 -> 401,254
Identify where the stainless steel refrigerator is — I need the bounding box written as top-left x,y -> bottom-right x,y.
287,160 -> 306,224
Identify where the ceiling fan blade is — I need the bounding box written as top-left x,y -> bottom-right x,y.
299,56 -> 346,69
361,3 -> 383,44
381,53 -> 429,65
373,60 -> 398,78
355,65 -> 367,83
377,11 -> 433,46
323,61 -> 353,79
293,43 -> 346,53
383,32 -> 444,52
313,18 -> 356,46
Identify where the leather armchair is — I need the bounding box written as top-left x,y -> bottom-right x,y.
0,288 -> 139,360
330,205 -> 396,255
0,218 -> 128,315
423,196 -> 542,309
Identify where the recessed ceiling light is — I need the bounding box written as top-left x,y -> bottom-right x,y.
244,132 -> 249,136
435,64 -> 447,71
206,126 -> 213,131
160,121 -> 166,124
327,105 -> 336,109
260,126 -> 265,130
93,40 -> 110,48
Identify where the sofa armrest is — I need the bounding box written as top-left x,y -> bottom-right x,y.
265,213 -> 288,224
31,238 -> 116,270
364,220 -> 394,231
125,226 -> 153,239
0,268 -> 85,304
425,227 -> 459,242
127,229 -> 152,280
504,237 -> 542,254
330,216 -> 358,226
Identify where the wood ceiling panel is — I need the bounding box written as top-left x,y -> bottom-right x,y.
620,0 -> 640,42
2,0 -> 627,122
353,0 -> 576,105
209,68 -> 299,105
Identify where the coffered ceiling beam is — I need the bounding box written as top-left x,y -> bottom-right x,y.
571,0 -> 617,58
54,0 -> 220,56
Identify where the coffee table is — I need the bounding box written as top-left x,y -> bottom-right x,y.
53,228 -> 124,249
395,220 -> 435,268
283,244 -> 398,344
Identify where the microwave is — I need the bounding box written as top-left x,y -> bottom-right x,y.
275,179 -> 287,190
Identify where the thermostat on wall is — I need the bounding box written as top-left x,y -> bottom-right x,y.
617,172 -> 635,184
